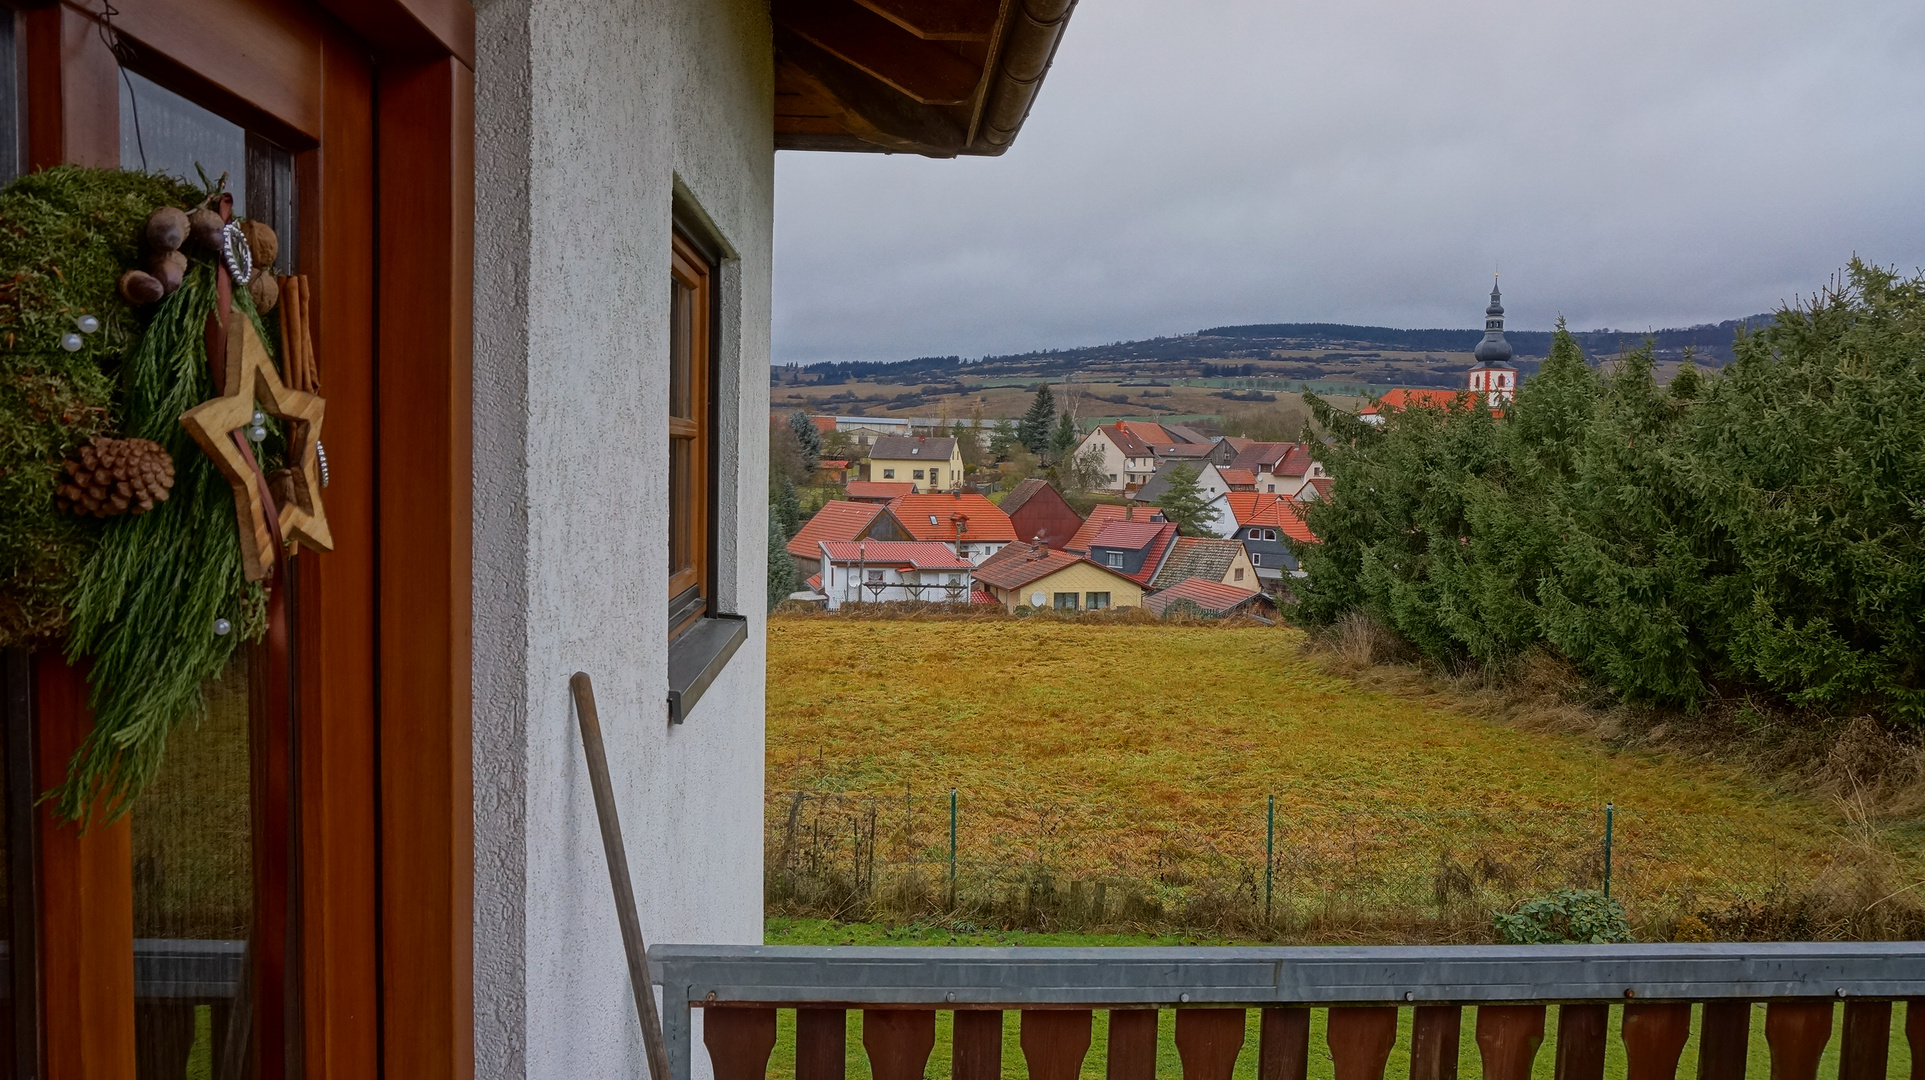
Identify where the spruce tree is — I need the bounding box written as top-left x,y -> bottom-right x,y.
767,515 -> 798,612
775,477 -> 803,540
788,411 -> 822,475
1048,412 -> 1079,463
989,418 -> 1018,461
1018,384 -> 1055,455
1155,464 -> 1220,536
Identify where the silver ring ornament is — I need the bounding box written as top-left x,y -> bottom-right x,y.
222,221 -> 254,286
316,439 -> 331,488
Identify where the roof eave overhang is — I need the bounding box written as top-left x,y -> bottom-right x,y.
774,0 -> 1078,158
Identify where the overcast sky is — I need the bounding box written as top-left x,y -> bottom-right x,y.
772,0 -> 1925,365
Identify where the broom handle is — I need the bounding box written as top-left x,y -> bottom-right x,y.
571,671 -> 675,1080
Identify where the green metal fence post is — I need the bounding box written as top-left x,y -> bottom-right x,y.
1265,795 -> 1275,924
948,787 -> 958,907
1603,802 -> 1615,900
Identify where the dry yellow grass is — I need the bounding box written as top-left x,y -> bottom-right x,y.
767,617 -> 1920,939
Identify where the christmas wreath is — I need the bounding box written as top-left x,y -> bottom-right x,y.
0,165 -> 324,822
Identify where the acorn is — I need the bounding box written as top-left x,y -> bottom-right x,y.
146,250 -> 187,294
239,220 -> 278,271
118,269 -> 164,306
144,206 -> 188,252
249,271 -> 280,313
185,207 -> 225,256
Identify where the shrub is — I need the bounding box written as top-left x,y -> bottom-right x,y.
1494,889 -> 1633,944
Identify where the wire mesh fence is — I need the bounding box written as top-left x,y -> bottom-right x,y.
764,789 -> 1925,942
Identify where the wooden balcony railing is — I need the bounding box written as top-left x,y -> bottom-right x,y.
650,943 -> 1924,1080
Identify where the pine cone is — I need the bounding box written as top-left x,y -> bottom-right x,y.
55,436 -> 176,518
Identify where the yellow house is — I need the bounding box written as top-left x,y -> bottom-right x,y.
865,434 -> 965,492
973,542 -> 1144,613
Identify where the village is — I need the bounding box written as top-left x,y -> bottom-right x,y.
774,320 -> 1523,621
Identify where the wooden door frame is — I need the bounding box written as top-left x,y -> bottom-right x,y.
21,0 -> 474,1077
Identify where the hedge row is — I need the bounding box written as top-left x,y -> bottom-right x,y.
1292,260 -> 1925,725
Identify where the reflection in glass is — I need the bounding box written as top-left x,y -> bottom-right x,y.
669,279 -> 693,419
132,656 -> 251,1079
119,71 -> 246,207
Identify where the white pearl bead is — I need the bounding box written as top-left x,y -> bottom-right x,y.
60,332 -> 83,352
251,409 -> 267,427
248,425 -> 268,443
76,315 -> 100,334
213,618 -> 233,636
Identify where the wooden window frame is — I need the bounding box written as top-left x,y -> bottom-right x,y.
668,230 -> 712,637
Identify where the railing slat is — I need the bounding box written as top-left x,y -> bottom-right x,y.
1410,1005 -> 1461,1080
1476,1004 -> 1547,1080
953,1011 -> 1004,1080
796,1008 -> 847,1080
1555,1004 -> 1609,1080
1623,1003 -> 1692,1080
1696,1001 -> 1751,1080
703,1007 -> 777,1080
1176,1008 -> 1247,1080
1764,1001 -> 1833,1080
1909,1000 -> 1923,1080
1328,1006 -> 1399,1080
1260,1007 -> 1312,1080
1021,1009 -> 1094,1080
1108,1009 -> 1159,1080
1837,1001 -> 1890,1080
862,1009 -> 936,1080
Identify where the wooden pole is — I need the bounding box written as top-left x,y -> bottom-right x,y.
570,672 -> 674,1080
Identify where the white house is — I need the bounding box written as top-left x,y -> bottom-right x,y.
1074,423 -> 1159,492
815,541 -> 975,609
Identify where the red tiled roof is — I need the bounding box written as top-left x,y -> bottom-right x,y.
811,415 -> 838,434
818,541 -> 973,570
1216,467 -> 1257,487
1275,445 -> 1314,477
1297,477 -> 1335,501
1064,503 -> 1166,553
969,588 -> 1001,605
1088,521 -> 1167,550
819,459 -> 850,469
972,542 -> 1088,590
845,481 -> 915,500
1359,388 -> 1464,416
1094,423 -> 1154,458
885,492 -> 1018,542
787,500 -> 883,560
1144,577 -> 1264,616
804,573 -> 822,592
1149,536 -> 1246,590
1117,421 -> 1173,445
1219,493 -> 1319,543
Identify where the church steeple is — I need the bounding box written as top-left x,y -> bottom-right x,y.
1473,275 -> 1514,365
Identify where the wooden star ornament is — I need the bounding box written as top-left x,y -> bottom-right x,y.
180,313 -> 333,582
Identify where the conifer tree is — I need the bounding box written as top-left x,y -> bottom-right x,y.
1018,384 -> 1055,455
989,418 -> 1018,461
767,515 -> 798,612
774,476 -> 803,540
1048,412 -> 1079,463
788,411 -> 822,475
1155,464 -> 1220,536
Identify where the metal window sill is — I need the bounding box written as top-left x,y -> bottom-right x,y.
666,613 -> 746,724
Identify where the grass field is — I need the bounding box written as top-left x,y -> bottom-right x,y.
766,618 -> 1918,941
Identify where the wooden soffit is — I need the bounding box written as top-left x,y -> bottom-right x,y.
774,0 -> 1078,158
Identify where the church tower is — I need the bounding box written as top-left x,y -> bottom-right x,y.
1468,277 -> 1517,406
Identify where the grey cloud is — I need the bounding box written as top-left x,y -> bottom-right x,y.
773,0 -> 1925,363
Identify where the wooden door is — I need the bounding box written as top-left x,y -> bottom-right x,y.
15,1 -> 378,1077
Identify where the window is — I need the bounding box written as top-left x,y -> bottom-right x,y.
868,570 -> 884,582
1252,554 -> 1262,566
1086,592 -> 1111,610
1054,592 -> 1079,611
1235,568 -> 1246,582
1108,474 -> 1117,484
883,468 -> 895,479
913,469 -> 925,480
1267,483 -> 1276,492
669,232 -> 712,636
1105,551 -> 1123,568
929,468 -> 939,486
1266,529 -> 1277,541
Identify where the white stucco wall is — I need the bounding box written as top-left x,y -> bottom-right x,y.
473,1 -> 772,1077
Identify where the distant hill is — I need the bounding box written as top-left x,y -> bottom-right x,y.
1197,317 -> 1772,366
778,314 -> 1774,390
